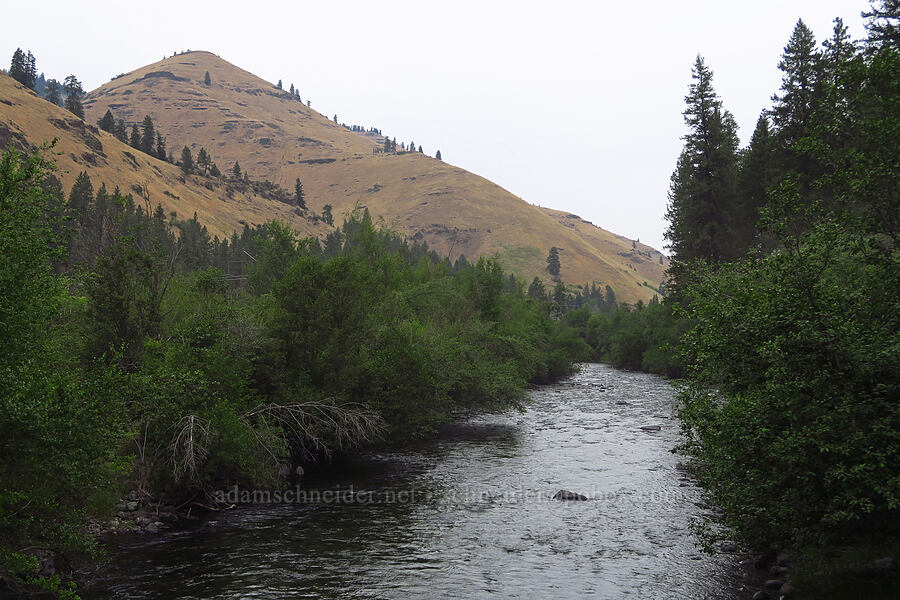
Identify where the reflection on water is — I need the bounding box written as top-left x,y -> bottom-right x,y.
85,364 -> 742,599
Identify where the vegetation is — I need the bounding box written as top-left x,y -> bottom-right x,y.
0,144 -> 582,596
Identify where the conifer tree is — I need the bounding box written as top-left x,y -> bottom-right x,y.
527,276 -> 546,299
435,150 -> 442,161
232,161 -> 242,180
68,171 -> 93,226
62,75 -> 84,119
140,116 -> 156,155
664,56 -> 739,269
98,109 -> 115,133
204,71 -> 211,85
294,177 -> 306,210
196,148 -> 210,173
276,79 -> 282,90
418,145 -> 423,153
180,146 -> 194,174
735,113 -> 777,252
771,20 -> 821,151
322,204 -> 333,226
383,137 -> 391,153
114,120 -> 127,142
862,0 -> 900,50
44,79 -> 61,105
155,133 -> 167,161
8,49 -> 27,87
210,163 -> 221,178
130,125 -> 141,149
546,246 -> 561,277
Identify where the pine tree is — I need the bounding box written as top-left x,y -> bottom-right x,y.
435,150 -> 442,161
210,163 -> 221,178
9,49 -> 27,87
546,246 -> 561,277
294,177 -> 306,210
527,276 -> 546,299
862,0 -> 900,50
130,125 -> 141,149
180,146 -> 194,174
24,52 -> 36,90
409,140 -> 415,152
276,79 -> 282,90
664,56 -> 739,268
771,20 -> 821,151
735,113 -> 778,252
204,71 -> 211,85
322,204 -> 334,226
44,79 -> 61,105
155,133 -> 166,161
232,161 -> 242,180
140,116 -> 156,155
418,145 -> 423,153
62,75 -> 84,119
289,83 -> 294,95
114,120 -> 127,142
383,137 -> 391,153
68,171 -> 93,226
98,109 -> 116,133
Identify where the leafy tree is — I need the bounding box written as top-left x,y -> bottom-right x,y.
436,149 -> 442,161
62,75 -> 84,119
322,204 -> 334,226
546,246 -> 561,277
140,115 -> 156,155
44,79 -> 62,106
294,177 -> 306,210
204,70 -> 211,85
97,109 -> 116,133
180,146 -> 195,174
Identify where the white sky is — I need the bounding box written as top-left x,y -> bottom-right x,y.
3,0 -> 871,252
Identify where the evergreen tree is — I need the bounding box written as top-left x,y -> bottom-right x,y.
155,133 -> 166,161
62,75 -> 84,119
770,20 -> 821,152
68,171 -> 93,226
527,276 -> 546,299
664,55 -> 740,269
276,79 -> 282,90
232,161 -> 242,180
734,113 -> 778,252
204,71 -> 211,85
180,146 -> 194,174
546,246 -> 561,277
9,49 -> 27,87
409,140 -> 415,152
210,163 -> 221,178
196,147 -> 210,173
114,119 -> 127,142
98,109 -> 116,133
436,150 -> 442,161
383,137 -> 391,153
294,177 -> 306,210
418,145 -> 423,153
334,114 -> 338,123
43,79 -> 61,106
289,83 -> 294,95
322,204 -> 334,226
130,125 -> 141,149
140,116 -> 156,155
862,0 -> 900,50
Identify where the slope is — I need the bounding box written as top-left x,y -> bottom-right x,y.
76,51 -> 665,302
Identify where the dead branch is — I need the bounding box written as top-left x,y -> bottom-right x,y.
170,415 -> 211,483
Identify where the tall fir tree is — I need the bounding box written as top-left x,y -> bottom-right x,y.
294,177 -> 306,210
62,75 -> 84,119
97,109 -> 116,133
862,0 -> 900,50
664,56 -> 740,271
180,146 -> 194,174
435,149 -> 442,161
43,79 -> 61,105
546,246 -> 561,278
770,20 -> 821,152
140,116 -> 156,155
130,124 -> 141,149
735,113 -> 778,253
155,133 -> 167,161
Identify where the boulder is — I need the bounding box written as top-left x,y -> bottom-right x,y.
125,501 -> 138,511
553,490 -> 588,501
640,425 -> 661,432
764,579 -> 784,589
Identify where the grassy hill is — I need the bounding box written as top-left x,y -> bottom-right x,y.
4,50 -> 667,303
0,73 -> 329,240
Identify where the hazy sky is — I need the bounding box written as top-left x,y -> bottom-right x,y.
4,1 -> 872,252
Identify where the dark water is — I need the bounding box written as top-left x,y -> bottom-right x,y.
85,364 -> 743,599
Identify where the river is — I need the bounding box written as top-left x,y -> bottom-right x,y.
84,363 -> 743,599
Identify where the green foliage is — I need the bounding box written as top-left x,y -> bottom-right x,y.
62,75 -> 84,119
545,246 -> 561,277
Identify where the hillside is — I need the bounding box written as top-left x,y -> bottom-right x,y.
0,73 -> 329,240
6,51 -> 667,303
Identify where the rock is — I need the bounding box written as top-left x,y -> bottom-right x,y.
769,565 -> 788,575
721,542 -> 739,553
778,582 -> 796,597
751,592 -> 769,600
553,489 -> 588,501
135,516 -> 152,527
145,523 -> 159,534
109,518 -> 121,529
615,401 -> 629,405
152,521 -> 164,528
764,579 -> 784,589
125,501 -> 138,511
115,501 -> 128,511
127,491 -> 137,501
640,425 -> 661,432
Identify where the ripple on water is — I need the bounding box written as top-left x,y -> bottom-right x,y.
85,364 -> 740,600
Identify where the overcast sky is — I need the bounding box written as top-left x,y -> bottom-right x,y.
4,0 -> 872,252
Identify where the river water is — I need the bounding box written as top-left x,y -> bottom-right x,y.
85,364 -> 743,599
